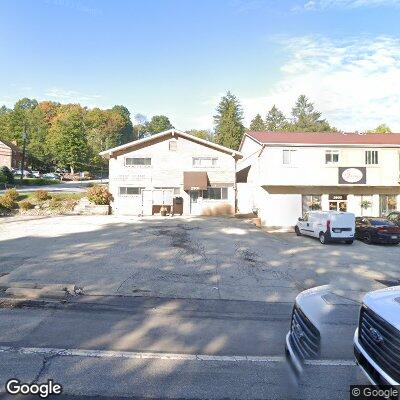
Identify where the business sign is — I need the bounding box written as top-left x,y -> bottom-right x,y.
338,167 -> 366,184
329,194 -> 347,201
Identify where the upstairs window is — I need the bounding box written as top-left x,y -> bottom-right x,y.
193,157 -> 218,167
125,157 -> 151,166
283,149 -> 296,165
325,150 -> 339,164
365,150 -> 378,165
119,187 -> 143,195
169,141 -> 177,151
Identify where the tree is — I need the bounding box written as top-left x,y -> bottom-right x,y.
214,91 -> 245,150
112,105 -> 135,143
147,115 -> 173,135
367,124 -> 391,134
48,105 -> 89,173
265,105 -> 287,131
249,114 -> 266,131
291,95 -> 333,132
186,129 -> 215,142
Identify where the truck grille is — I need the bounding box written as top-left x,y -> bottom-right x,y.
289,303 -> 320,361
359,305 -> 400,383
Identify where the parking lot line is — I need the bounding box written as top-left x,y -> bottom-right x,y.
0,345 -> 355,366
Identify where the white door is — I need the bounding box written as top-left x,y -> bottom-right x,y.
142,190 -> 153,216
189,190 -> 202,215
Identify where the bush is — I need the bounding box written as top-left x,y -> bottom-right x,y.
19,200 -> 33,211
0,166 -> 14,184
34,190 -> 51,202
86,185 -> 113,205
4,188 -> 19,201
19,178 -> 60,186
0,194 -> 16,210
0,172 -> 7,185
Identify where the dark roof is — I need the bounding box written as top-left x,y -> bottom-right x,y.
246,131 -> 400,145
0,140 -> 21,153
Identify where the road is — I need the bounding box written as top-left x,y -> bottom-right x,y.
0,296 -> 367,399
0,180 -> 108,194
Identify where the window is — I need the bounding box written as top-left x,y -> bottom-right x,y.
283,149 -> 296,165
192,157 -> 218,167
119,187 -> 143,195
169,141 -> 177,151
125,157 -> 151,166
155,187 -> 180,195
325,150 -> 339,164
380,195 -> 397,216
365,150 -> 378,165
302,195 -> 321,215
202,187 -> 228,200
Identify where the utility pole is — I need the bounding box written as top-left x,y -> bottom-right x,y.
20,124 -> 28,181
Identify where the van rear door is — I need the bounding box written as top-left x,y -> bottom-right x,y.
330,213 -> 355,239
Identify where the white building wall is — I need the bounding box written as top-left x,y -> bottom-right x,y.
108,134 -> 237,216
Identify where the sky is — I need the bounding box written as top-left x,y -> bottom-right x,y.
1,0 -> 400,132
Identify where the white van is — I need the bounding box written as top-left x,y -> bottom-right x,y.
295,211 -> 355,244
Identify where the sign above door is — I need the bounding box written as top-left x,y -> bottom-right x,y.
338,167 -> 366,184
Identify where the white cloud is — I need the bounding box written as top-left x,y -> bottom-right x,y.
44,87 -> 102,106
241,35 -> 400,132
299,0 -> 400,10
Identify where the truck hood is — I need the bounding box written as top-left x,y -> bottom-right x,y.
363,285 -> 400,331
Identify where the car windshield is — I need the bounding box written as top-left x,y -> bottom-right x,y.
369,219 -> 395,226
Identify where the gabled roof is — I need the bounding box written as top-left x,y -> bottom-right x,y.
0,139 -> 21,153
99,129 -> 242,158
242,131 -> 400,148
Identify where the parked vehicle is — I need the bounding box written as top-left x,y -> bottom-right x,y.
354,286 -> 400,387
285,285 -> 359,375
31,171 -> 42,178
12,169 -> 32,177
295,211 -> 355,244
387,211 -> 400,227
355,217 -> 400,245
42,172 -> 61,180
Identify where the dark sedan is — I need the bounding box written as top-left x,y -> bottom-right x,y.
355,217 -> 400,244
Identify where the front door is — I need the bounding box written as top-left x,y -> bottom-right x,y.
189,190 -> 201,215
329,195 -> 347,212
142,190 -> 153,216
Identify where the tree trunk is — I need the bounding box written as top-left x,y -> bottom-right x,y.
70,166 -> 74,174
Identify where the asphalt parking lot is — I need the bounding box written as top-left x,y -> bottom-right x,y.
1,215 -> 399,303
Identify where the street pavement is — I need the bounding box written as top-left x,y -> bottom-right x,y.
0,296 -> 367,399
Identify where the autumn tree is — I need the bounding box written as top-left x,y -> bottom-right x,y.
214,91 -> 244,149
147,115 -> 173,135
367,124 -> 391,134
186,129 -> 215,142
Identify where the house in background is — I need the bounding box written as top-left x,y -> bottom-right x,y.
100,129 -> 242,216
237,131 -> 400,228
0,140 -> 22,170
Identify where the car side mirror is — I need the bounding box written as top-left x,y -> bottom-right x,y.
298,217 -> 303,221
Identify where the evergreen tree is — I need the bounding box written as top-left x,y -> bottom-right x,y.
249,114 -> 266,131
214,91 -> 244,149
291,95 -> 333,132
265,105 -> 287,131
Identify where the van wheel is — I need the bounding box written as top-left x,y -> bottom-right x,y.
295,226 -> 301,236
319,232 -> 327,244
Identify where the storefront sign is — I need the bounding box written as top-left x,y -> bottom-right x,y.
338,167 -> 366,184
329,194 -> 347,201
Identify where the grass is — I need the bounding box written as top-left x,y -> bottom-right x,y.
14,178 -> 61,186
16,192 -> 84,203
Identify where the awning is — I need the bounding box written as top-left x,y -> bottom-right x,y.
183,171 -> 208,190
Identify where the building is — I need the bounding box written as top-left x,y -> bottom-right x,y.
100,129 -> 242,216
237,131 -> 400,228
0,140 -> 22,170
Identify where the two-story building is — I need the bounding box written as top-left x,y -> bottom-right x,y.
100,129 -> 242,216
0,140 -> 22,170
237,131 -> 400,227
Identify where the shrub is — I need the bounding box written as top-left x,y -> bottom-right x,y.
0,166 -> 14,184
4,188 -> 19,201
34,190 -> 51,202
49,197 -> 61,209
0,172 -> 7,185
86,185 -> 113,205
0,194 -> 16,210
19,200 -> 33,211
